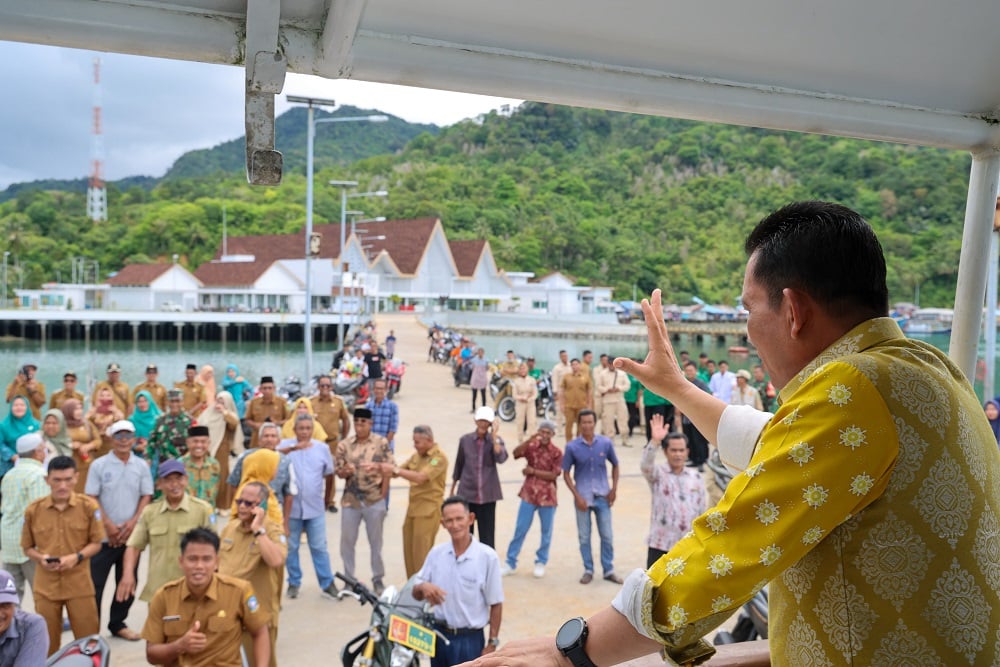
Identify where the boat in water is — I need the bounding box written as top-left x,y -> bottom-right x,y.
903,307 -> 953,335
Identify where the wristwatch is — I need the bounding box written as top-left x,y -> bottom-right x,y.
254,528 -> 267,537
488,637 -> 500,648
556,617 -> 597,667
76,552 -> 84,564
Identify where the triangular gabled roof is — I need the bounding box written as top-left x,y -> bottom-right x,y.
449,240 -> 488,278
105,263 -> 173,286
331,217 -> 441,277
194,259 -> 273,287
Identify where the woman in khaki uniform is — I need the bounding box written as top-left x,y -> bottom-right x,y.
61,400 -> 100,493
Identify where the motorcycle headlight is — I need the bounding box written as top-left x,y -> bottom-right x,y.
390,645 -> 415,667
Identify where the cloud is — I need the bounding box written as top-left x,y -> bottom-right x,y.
1,43 -> 520,188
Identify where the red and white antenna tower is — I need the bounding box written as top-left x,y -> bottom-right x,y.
86,56 -> 108,222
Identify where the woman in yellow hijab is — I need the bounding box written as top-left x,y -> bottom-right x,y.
280,397 -> 328,441
231,448 -> 284,525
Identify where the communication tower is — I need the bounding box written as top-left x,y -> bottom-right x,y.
86,56 -> 107,222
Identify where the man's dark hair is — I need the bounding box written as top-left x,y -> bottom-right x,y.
664,432 -> 689,448
577,409 -> 597,424
442,495 -> 470,513
745,201 -> 889,319
181,527 -> 220,553
683,360 -> 698,369
570,358 -> 580,364
47,455 -> 76,474
582,350 -> 592,357
718,360 -> 729,368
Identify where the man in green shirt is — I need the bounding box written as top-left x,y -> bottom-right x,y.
639,383 -> 673,442
117,459 -> 216,603
623,374 -> 642,441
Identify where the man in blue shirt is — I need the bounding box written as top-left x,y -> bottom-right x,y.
365,379 -> 399,507
280,415 -> 337,601
0,569 -> 48,663
561,410 -> 622,585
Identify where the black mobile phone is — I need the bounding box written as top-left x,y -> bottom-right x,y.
45,557 -> 60,564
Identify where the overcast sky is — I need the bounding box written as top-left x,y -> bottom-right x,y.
0,42 -> 522,189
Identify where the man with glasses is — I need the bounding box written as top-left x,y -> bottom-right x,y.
228,424 -> 294,535
85,420 -> 153,641
245,377 -> 289,450
219,482 -> 286,667
281,415 -> 337,601
48,371 -> 84,411
311,375 -> 351,514
116,459 -> 216,606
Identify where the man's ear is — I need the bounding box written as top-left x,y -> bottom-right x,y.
782,287 -> 814,340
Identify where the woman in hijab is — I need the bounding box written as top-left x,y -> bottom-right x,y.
62,399 -> 100,492
231,448 -> 284,526
280,397 -> 329,442
193,365 -> 217,418
40,408 -> 72,459
222,364 -> 254,419
0,396 -> 40,479
86,386 -> 124,457
200,390 -> 243,510
130,390 -> 162,457
985,399 -> 1000,446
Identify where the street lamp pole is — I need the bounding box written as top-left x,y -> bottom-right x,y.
1,251 -> 9,309
329,180 -> 358,350
287,94 -> 387,380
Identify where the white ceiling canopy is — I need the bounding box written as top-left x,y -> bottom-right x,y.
3,0 -> 1000,376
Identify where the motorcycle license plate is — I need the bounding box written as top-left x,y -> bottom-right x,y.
388,614 -> 436,656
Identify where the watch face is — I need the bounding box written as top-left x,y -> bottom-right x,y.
556,617 -> 585,650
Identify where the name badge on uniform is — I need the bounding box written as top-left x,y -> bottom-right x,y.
162,615 -> 181,622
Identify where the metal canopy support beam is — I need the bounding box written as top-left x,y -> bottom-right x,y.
949,150 -> 1000,380
319,0 -> 368,76
244,0 -> 286,185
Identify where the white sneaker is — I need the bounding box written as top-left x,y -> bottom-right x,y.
533,563 -> 546,578
500,563 -> 515,577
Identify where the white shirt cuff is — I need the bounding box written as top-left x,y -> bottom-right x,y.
610,568 -> 655,640
716,405 -> 771,473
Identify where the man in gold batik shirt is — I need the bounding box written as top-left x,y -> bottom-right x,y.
480,201 -> 1000,667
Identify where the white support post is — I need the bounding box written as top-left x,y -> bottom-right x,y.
949,150 -> 1000,381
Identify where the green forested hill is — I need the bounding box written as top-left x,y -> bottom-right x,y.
0,102 -> 972,306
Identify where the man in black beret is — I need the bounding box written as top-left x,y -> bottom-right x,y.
244,377 -> 288,449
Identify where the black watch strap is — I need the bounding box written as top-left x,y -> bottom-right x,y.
556,617 -> 598,667
564,643 -> 598,667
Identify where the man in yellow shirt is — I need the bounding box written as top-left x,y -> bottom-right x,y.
483,201 -> 1000,667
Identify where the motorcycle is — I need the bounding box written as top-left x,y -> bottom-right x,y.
534,372 -> 558,420
491,370 -> 516,422
385,358 -> 406,398
47,634 -> 111,666
336,572 -> 447,667
705,448 -> 770,645
335,373 -> 369,411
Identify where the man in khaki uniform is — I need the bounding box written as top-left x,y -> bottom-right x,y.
92,362 -> 131,414
310,375 -> 351,513
133,364 -> 168,411
597,360 -> 631,447
21,456 -> 105,656
143,528 -> 271,667
559,359 -> 593,441
117,460 -> 216,604
244,377 -> 289,449
6,363 -> 46,419
219,482 -> 287,667
511,363 -> 538,440
549,350 -> 571,424
335,408 -> 393,594
174,364 -> 205,416
48,372 -> 84,411
369,425 -> 449,577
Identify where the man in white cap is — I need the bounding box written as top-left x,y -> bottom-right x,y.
0,568 -> 49,663
0,434 -> 49,599
450,406 -> 508,549
85,419 -> 152,641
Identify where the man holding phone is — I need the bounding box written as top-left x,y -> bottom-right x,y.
219,481 -> 286,667
21,455 -> 104,656
5,363 -> 46,419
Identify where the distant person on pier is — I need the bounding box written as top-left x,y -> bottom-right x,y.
675,362 -> 711,470
310,375 -> 351,514
48,371 -> 83,412
174,363 -> 205,416
451,407 -> 508,549
708,359 -> 736,403
729,369 -> 763,410
131,364 -> 167,411
525,356 -> 543,380
550,350 -> 571,430
597,357 -> 631,448
511,362 -> 538,440
363,344 -> 388,394
469,348 -> 491,413
385,329 -> 397,359
559,359 -> 593,442
92,362 -> 131,415
6,363 -> 46,420
244,377 -> 289,450
751,364 -> 777,413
